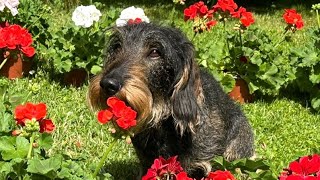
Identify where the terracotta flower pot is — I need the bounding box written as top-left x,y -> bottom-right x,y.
228,78 -> 253,104
63,68 -> 88,87
0,54 -> 32,79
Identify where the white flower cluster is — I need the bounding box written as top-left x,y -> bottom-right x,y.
116,6 -> 149,27
72,5 -> 102,28
0,0 -> 20,16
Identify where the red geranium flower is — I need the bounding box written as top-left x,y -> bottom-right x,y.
176,172 -> 193,180
97,109 -> 113,124
184,5 -> 198,20
14,102 -> 55,133
39,119 -> 55,133
0,23 -> 36,58
206,20 -> 218,30
205,170 -> 236,180
290,154 -> 320,175
97,97 -> 137,130
142,156 -> 188,180
231,6 -> 246,18
15,103 -> 47,126
240,11 -> 255,27
283,9 -> 304,30
213,0 -> 238,13
279,154 -> 320,179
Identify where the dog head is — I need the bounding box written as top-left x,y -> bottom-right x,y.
88,23 -> 203,134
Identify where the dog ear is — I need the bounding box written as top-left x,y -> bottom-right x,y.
171,42 -> 203,135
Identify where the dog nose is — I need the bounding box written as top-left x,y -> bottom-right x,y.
100,78 -> 121,95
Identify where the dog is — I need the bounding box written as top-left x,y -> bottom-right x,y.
88,23 -> 254,179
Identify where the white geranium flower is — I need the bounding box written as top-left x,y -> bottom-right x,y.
0,1 -> 5,11
72,5 -> 102,28
86,5 -> 102,22
116,6 -> 149,27
0,0 -> 19,16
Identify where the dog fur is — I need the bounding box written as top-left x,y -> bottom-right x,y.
88,23 -> 254,179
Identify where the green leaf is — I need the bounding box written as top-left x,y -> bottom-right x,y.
1,137 -> 29,160
0,112 -> 13,133
250,51 -> 262,66
0,136 -> 15,152
38,133 -> 54,150
311,97 -> 320,111
90,65 -> 102,75
301,52 -> 319,67
220,74 -> 236,93
248,82 -> 259,94
0,161 -> 12,174
27,155 -> 63,178
60,60 -> 72,73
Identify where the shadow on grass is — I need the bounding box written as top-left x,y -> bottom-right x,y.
252,83 -> 319,114
102,160 -> 141,180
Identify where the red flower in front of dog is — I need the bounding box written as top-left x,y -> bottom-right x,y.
279,154 -> 320,179
14,102 -> 55,133
142,156 -> 188,180
97,97 -> 137,130
205,170 -> 236,180
283,9 -> 304,30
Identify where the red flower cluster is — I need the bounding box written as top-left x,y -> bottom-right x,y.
206,170 -> 236,180
184,1 -> 217,32
14,103 -> 55,133
279,154 -> 320,180
97,97 -> 137,130
231,7 -> 255,27
283,9 -> 304,31
184,0 -> 254,33
142,156 -> 190,180
213,0 -> 238,13
0,24 -> 35,57
142,156 -> 236,180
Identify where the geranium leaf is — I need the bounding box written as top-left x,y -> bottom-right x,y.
0,112 -> 14,133
311,97 -> 320,110
1,137 -> 29,160
248,82 -> 259,94
0,136 -> 15,152
0,161 -> 13,175
27,155 -> 62,177
90,65 -> 102,75
38,133 -> 54,150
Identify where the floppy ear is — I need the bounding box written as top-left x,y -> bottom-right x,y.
170,42 -> 203,135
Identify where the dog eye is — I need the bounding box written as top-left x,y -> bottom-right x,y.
148,49 -> 161,59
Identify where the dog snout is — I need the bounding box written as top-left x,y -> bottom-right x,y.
100,77 -> 121,95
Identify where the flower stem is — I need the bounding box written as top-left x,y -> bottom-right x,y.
27,133 -> 35,159
92,138 -> 118,178
316,10 -> 320,30
239,29 -> 243,50
223,21 -> 231,55
0,58 -> 8,70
